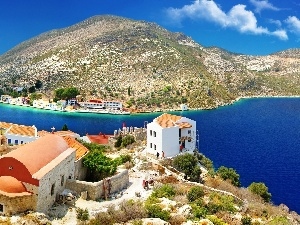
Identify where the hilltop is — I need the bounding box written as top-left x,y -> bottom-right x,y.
0,15 -> 299,110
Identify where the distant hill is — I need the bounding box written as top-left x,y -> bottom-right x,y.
0,15 -> 299,110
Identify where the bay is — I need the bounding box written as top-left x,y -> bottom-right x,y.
0,97 -> 299,213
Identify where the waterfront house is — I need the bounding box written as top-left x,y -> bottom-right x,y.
0,122 -> 38,145
79,99 -> 122,110
146,113 -> 197,158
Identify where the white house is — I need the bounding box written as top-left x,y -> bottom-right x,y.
146,113 -> 197,158
0,122 -> 38,145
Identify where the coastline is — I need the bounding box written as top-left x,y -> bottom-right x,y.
2,95 -> 300,115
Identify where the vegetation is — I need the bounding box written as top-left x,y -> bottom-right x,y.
76,208 -> 89,222
61,123 -> 69,131
216,166 -> 241,187
172,153 -> 202,182
54,87 -> 80,101
187,186 -> 205,202
248,182 -> 272,202
114,135 -> 135,148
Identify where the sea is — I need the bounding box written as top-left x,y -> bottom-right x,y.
0,97 -> 300,213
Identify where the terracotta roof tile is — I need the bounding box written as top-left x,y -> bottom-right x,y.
62,136 -> 89,160
8,124 -> 36,136
2,134 -> 69,175
0,176 -> 28,193
155,113 -> 192,128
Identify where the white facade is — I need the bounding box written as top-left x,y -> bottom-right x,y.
79,100 -> 122,110
146,113 -> 197,158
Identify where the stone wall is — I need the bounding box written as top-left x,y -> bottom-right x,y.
74,157 -> 87,181
66,169 -> 129,200
0,194 -> 35,215
36,150 -> 76,213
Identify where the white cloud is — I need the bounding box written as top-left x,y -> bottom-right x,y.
249,0 -> 280,13
268,19 -> 282,27
285,16 -> 300,34
166,0 -> 287,40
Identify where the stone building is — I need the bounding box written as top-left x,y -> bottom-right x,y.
0,134 -> 77,215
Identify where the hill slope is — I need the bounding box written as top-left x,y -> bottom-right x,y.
0,15 -> 299,110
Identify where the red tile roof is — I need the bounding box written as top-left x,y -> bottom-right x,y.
155,113 -> 192,128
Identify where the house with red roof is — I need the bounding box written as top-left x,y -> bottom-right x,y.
0,134 -> 88,215
146,113 -> 197,158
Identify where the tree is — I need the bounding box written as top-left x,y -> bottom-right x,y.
83,150 -> 117,181
114,135 -> 122,148
28,86 -> 36,93
35,80 -> 43,89
62,87 -> 80,99
248,182 -> 272,202
216,166 -> 241,187
55,88 -> 65,99
62,124 -> 69,131
172,153 -> 202,182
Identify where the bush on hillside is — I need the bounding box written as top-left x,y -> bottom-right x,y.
187,186 -> 205,202
216,166 -> 241,187
248,182 -> 272,203
172,153 -> 202,182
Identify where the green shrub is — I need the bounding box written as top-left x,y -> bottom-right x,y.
248,182 -> 272,202
216,166 -> 241,187
145,204 -> 171,221
152,184 -> 176,199
241,216 -> 252,225
191,205 -> 208,219
76,208 -> 89,221
206,215 -> 228,225
121,135 -> 135,147
187,186 -> 205,202
266,216 -> 290,225
172,153 -> 202,182
207,193 -> 237,214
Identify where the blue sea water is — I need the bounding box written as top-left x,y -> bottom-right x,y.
0,98 -> 300,213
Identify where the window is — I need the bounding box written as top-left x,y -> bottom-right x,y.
7,139 -> 11,144
0,204 -> 3,213
51,183 -> 55,196
150,130 -> 152,136
14,140 -> 18,144
153,131 -> 156,137
61,175 -> 65,186
154,144 -> 156,150
188,130 -> 191,134
150,143 -> 153,148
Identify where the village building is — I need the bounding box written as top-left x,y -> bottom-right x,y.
0,133 -> 89,215
146,113 -> 197,158
79,99 -> 122,110
0,122 -> 38,145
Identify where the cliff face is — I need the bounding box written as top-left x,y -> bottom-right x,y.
0,15 -> 299,109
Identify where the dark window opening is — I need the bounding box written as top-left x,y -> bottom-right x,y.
153,131 -> 156,137
179,129 -> 181,138
0,204 -> 4,212
150,130 -> 152,136
51,183 -> 55,196
61,175 -> 65,186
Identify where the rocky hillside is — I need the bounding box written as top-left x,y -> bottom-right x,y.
0,15 -> 299,110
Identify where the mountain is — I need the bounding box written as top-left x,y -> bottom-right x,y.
0,15 -> 299,110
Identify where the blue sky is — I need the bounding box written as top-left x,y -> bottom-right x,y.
0,0 -> 299,55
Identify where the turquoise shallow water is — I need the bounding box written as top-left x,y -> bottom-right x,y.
0,98 -> 300,213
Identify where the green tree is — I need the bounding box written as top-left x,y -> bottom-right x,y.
114,135 -> 123,148
35,80 -> 43,89
62,124 -> 69,131
55,88 -> 65,99
172,153 -> 202,182
62,87 -> 80,99
248,182 -> 272,202
216,166 -> 241,187
28,86 -> 36,93
83,150 -> 117,181
121,135 -> 135,147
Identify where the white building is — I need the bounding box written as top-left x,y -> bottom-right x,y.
0,122 -> 38,145
146,113 -> 197,158
79,99 -> 122,110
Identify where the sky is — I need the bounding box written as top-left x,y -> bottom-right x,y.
0,0 -> 299,56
